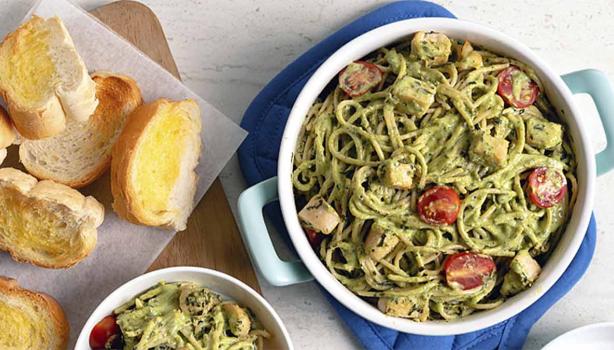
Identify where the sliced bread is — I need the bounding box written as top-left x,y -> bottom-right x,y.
0,16 -> 98,139
19,72 -> 143,188
111,98 -> 201,231
0,277 -> 68,350
0,167 -> 104,268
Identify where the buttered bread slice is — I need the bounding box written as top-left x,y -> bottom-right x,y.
20,72 -> 143,188
0,277 -> 68,350
0,16 -> 98,139
0,168 -> 104,268
111,98 -> 201,231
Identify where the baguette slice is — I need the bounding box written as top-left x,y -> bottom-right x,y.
111,98 -> 201,231
0,16 -> 98,140
0,167 -> 104,268
0,277 -> 68,350
19,72 -> 143,188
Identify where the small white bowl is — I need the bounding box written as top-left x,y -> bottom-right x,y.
542,322 -> 614,350
75,267 -> 293,349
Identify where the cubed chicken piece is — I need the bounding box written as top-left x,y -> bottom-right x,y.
411,31 -> 452,66
378,297 -> 416,317
364,221 -> 400,260
455,41 -> 483,71
222,304 -> 251,337
298,195 -> 340,235
469,131 -> 509,168
383,160 -> 416,190
385,49 -> 402,74
493,116 -> 512,139
392,76 -> 436,117
526,118 -> 563,149
501,250 -> 542,297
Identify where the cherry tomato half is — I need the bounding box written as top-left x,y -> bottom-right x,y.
497,66 -> 539,108
89,315 -> 120,349
417,186 -> 461,225
338,61 -> 383,97
305,228 -> 324,247
443,252 -> 496,291
527,167 -> 567,208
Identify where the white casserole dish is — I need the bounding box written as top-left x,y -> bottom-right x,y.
75,267 -> 293,349
238,18 -> 614,335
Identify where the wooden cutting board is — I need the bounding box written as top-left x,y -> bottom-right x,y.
89,1 -> 261,292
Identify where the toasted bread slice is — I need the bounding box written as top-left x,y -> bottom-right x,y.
0,277 -> 68,350
0,168 -> 104,268
111,98 -> 201,231
20,72 -> 143,188
0,16 -> 98,140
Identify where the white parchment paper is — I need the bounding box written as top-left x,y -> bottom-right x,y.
0,0 -> 247,346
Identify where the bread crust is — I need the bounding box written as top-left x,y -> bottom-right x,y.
111,100 -> 161,226
0,168 -> 104,268
0,105 -> 16,148
111,99 -> 201,230
0,16 -> 97,140
0,277 -> 69,350
19,71 -> 143,188
3,92 -> 66,140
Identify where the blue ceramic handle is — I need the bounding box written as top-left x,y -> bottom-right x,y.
237,176 -> 313,286
562,69 -> 614,176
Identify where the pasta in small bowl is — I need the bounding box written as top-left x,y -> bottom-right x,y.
76,267 -> 292,349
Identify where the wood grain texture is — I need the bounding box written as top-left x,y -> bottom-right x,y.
90,0 -> 261,292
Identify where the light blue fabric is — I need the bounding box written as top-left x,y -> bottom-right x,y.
238,2 -> 597,348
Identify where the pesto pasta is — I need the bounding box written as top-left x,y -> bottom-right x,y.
110,282 -> 269,349
292,31 -> 576,321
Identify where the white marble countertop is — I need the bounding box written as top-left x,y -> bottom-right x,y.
2,1 -> 614,349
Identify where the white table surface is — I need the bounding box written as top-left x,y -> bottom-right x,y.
1,1 -> 614,349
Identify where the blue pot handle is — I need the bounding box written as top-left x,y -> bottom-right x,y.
562,69 -> 614,176
237,176 -> 313,286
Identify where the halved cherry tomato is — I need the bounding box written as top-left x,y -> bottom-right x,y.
497,66 -> 539,108
417,186 -> 461,225
338,61 -> 383,97
443,252 -> 496,291
89,315 -> 120,349
527,167 -> 567,208
305,228 -> 324,247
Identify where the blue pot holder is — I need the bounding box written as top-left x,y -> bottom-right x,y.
238,1 -> 597,349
